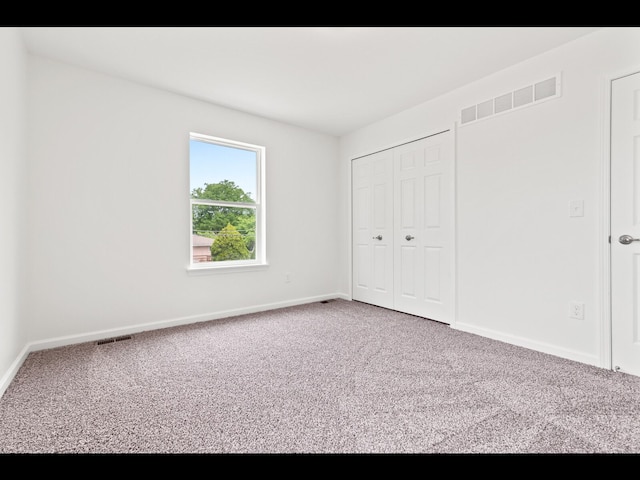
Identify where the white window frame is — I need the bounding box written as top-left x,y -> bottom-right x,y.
187,132 -> 267,274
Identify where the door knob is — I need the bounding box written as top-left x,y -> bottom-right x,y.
405,235 -> 415,241
619,234 -> 640,245
372,235 -> 383,240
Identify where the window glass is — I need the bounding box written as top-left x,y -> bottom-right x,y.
189,133 -> 264,268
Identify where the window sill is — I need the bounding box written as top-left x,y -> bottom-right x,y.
187,262 -> 269,275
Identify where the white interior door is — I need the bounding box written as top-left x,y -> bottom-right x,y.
351,149 -> 394,309
393,132 -> 454,323
611,70 -> 640,377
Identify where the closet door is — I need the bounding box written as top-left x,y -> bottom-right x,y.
351,149 -> 394,309
351,130 -> 454,324
393,132 -> 454,323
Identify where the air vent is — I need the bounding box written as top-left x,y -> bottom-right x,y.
460,73 -> 561,126
96,335 -> 133,345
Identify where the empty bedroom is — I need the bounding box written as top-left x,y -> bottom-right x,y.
1,26 -> 640,454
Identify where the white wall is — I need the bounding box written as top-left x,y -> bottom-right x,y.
339,27 -> 640,368
26,56 -> 341,345
0,28 -> 28,394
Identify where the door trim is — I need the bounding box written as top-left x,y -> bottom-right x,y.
601,66 -> 640,371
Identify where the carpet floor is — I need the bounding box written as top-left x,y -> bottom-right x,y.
1,299 -> 639,454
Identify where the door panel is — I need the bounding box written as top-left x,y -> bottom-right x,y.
424,174 -> 441,228
400,178 -> 416,228
400,245 -> 417,298
611,71 -> 640,376
425,246 -> 441,301
373,245 -> 388,291
351,150 -> 394,308
394,132 -> 454,322
394,142 -> 424,315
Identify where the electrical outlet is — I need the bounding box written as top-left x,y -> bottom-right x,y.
569,200 -> 584,217
284,272 -> 291,283
569,302 -> 584,320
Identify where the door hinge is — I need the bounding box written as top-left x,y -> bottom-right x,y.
609,235 -> 611,243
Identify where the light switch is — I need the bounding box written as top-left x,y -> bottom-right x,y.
569,200 -> 584,217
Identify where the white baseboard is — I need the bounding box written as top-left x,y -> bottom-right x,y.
29,293 -> 351,352
0,344 -> 30,399
452,321 -> 602,369
0,292 -> 350,399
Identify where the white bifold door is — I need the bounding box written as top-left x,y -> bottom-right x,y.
352,130 -> 454,324
352,147 -> 395,309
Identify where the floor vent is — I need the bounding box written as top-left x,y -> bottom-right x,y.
96,335 -> 133,345
460,73 -> 561,126
320,299 -> 336,304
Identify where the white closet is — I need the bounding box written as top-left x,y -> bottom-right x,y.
351,130 -> 455,324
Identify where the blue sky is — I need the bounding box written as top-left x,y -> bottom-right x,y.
189,139 -> 257,200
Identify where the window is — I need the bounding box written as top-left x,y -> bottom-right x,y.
189,132 -> 266,271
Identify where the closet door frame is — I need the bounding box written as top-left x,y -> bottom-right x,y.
349,124 -> 457,327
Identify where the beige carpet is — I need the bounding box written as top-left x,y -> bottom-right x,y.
1,299 -> 639,454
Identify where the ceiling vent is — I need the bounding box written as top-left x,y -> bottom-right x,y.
460,73 -> 562,126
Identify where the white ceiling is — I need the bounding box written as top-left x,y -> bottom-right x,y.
20,26 -> 601,137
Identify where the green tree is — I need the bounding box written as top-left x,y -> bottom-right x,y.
191,180 -> 256,253
235,214 -> 256,254
210,223 -> 251,261
191,180 -> 254,204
